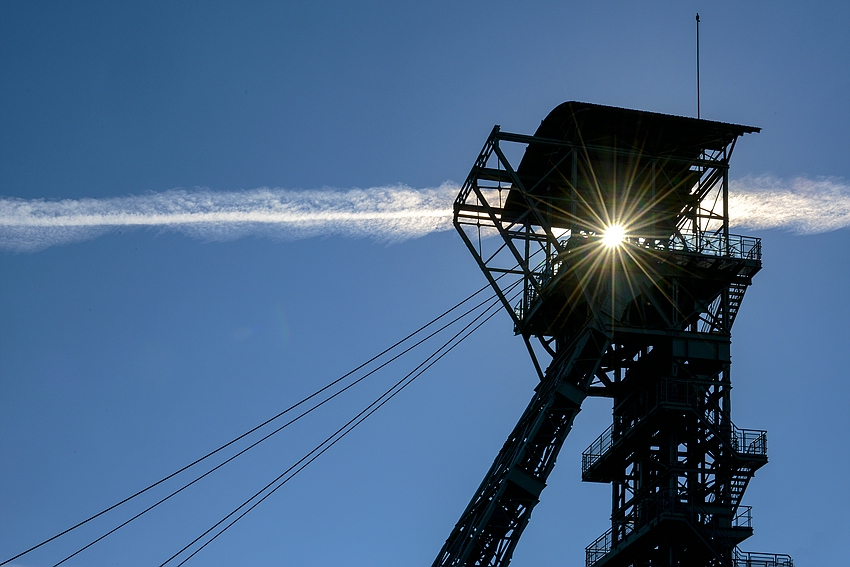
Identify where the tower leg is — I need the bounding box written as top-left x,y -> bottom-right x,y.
433,329 -> 609,567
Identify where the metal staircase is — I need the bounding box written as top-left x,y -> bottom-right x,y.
730,465 -> 756,511
726,281 -> 749,329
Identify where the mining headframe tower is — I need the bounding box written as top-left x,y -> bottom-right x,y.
434,102 -> 793,567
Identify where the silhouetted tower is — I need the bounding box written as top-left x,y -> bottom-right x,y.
434,102 -> 793,567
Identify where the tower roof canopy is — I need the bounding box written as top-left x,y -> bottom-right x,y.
529,101 -> 759,154
503,102 -> 759,234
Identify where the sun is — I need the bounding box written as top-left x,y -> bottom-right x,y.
602,224 -> 626,248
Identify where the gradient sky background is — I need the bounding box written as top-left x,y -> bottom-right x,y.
2,2 -> 849,566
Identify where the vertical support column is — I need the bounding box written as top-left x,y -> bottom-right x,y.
651,158 -> 657,240
722,149 -> 730,251
722,151 -> 731,330
571,149 -> 578,234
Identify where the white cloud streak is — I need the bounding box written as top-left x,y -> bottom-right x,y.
0,184 -> 457,252
0,176 -> 847,253
729,175 -> 850,234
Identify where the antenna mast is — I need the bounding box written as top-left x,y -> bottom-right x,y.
696,13 -> 701,118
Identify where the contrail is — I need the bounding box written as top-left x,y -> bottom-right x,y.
0,177 -> 847,252
0,184 -> 457,252
729,175 -> 850,234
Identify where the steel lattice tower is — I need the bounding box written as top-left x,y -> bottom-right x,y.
433,102 -> 793,567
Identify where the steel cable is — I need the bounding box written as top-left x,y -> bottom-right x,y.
1,281 -> 502,567
48,286 -> 506,567
161,285 -> 520,567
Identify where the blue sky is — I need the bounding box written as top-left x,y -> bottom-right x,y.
1,2 -> 848,566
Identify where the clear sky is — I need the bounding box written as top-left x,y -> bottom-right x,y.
1,2 -> 848,566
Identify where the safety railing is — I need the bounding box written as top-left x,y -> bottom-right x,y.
668,232 -> 762,261
585,526 -> 613,566
734,549 -> 794,567
733,427 -> 768,456
585,493 -> 760,567
513,230 -> 760,325
582,423 -> 613,474
581,380 -> 767,474
561,230 -> 761,262
733,506 -> 753,528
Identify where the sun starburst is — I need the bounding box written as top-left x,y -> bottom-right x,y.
602,224 -> 626,248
